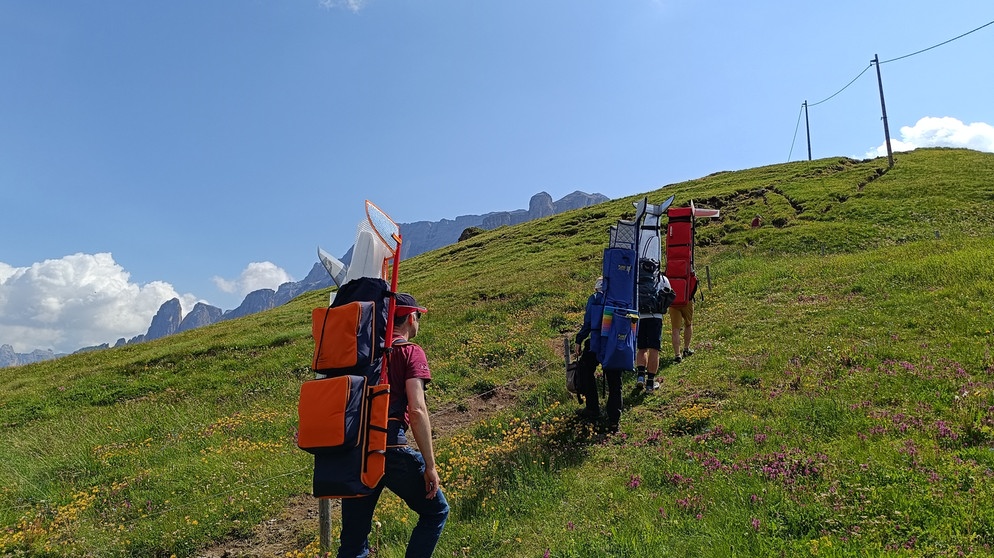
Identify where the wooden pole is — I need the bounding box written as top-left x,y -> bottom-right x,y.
872,54 -> 894,168
320,499 -> 332,551
803,101 -> 812,161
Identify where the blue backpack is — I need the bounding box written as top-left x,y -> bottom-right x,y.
597,247 -> 638,370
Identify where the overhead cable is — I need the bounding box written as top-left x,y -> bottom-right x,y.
787,104 -> 804,162
809,64 -> 873,108
882,19 -> 994,64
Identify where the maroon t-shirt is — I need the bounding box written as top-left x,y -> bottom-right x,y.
388,338 -> 432,429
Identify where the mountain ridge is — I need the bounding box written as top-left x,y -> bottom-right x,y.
0,190 -> 607,367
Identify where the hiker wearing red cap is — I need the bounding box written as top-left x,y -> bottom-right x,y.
337,292 -> 448,558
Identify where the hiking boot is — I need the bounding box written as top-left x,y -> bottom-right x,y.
645,376 -> 656,393
608,422 -> 620,433
636,374 -> 645,388
682,348 -> 695,358
674,355 -> 682,364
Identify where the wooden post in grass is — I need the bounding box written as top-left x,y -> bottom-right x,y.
320,499 -> 332,551
872,54 -> 894,169
706,265 -> 712,291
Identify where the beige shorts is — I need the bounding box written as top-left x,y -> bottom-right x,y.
668,303 -> 694,330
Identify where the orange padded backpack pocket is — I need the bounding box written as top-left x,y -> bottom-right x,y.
297,375 -> 366,454
361,383 -> 391,489
312,301 -> 375,373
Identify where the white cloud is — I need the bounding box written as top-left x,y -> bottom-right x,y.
319,0 -> 365,13
866,116 -> 994,157
212,262 -> 293,297
0,263 -> 17,283
0,253 -> 198,354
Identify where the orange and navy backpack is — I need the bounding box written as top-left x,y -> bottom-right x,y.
297,277 -> 393,498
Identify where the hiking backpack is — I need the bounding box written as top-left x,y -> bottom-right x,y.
636,258 -> 676,315
665,206 -> 698,306
298,277 -> 394,498
297,200 -> 403,499
597,247 -> 639,370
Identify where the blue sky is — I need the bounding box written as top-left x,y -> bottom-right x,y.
2,1 -> 992,353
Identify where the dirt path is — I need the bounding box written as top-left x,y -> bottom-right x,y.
196,384 -> 522,557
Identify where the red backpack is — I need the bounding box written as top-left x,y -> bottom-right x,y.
664,207 -> 698,306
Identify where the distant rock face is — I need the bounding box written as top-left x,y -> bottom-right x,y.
400,190 -> 607,259
222,289 -> 276,321
146,298 -> 183,341
552,191 -> 608,213
75,343 -> 110,354
274,263 -> 336,307
398,214 -> 488,260
178,302 -> 223,332
528,192 -> 555,219
0,344 -> 65,367
0,344 -> 13,367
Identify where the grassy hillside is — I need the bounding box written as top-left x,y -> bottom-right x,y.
3,148 -> 994,557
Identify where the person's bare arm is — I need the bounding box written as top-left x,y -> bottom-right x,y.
406,377 -> 441,499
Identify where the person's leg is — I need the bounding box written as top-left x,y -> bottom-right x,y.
338,486 -> 383,558
635,327 -> 649,387
605,368 -> 623,431
644,318 -> 662,390
383,447 -> 449,558
646,348 -> 659,389
635,348 -> 647,368
669,308 -> 683,361
577,350 -> 600,417
635,349 -> 647,387
647,349 -> 659,374
682,302 -> 695,355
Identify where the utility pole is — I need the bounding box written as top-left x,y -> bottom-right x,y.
872,54 -> 894,168
803,100 -> 812,161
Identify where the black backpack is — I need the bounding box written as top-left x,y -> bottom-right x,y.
637,258 -> 675,314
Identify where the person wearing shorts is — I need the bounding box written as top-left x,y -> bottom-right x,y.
636,267 -> 670,393
636,315 -> 663,391
669,299 -> 694,363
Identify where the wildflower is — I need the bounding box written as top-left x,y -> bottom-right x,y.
935,420 -> 958,440
751,517 -> 760,532
627,475 -> 642,489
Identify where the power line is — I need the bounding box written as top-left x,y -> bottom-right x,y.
809,64 -> 872,108
787,104 -> 804,162
791,17 -> 994,160
882,19 -> 994,64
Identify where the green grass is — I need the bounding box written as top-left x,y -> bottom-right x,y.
3,148 -> 994,556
